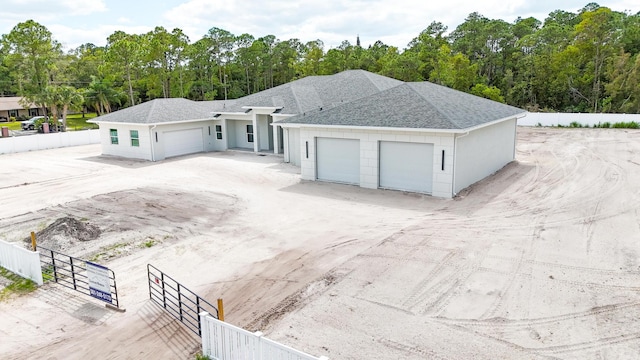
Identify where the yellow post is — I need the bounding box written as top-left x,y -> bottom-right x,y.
217,298 -> 225,322
30,231 -> 37,251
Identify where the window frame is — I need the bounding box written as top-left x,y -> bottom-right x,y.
110,129 -> 119,145
130,130 -> 139,147
246,124 -> 254,143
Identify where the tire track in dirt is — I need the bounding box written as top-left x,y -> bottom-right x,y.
401,251 -> 459,310
534,331 -> 640,356
434,301 -> 640,328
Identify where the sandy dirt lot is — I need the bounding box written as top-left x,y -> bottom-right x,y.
0,127 -> 639,359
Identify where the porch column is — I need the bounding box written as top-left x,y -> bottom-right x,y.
272,124 -> 279,154
252,113 -> 259,153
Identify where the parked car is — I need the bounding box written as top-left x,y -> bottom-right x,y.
21,116 -> 47,130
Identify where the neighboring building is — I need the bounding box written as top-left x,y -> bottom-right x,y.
0,97 -> 41,121
90,70 -> 526,198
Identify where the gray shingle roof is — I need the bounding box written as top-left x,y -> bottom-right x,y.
277,82 -> 526,130
221,70 -> 403,115
91,98 -> 235,124
90,70 -> 525,131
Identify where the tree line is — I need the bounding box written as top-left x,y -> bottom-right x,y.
1,2 -> 639,120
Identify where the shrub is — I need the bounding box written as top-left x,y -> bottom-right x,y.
569,121 -> 582,128
612,121 -> 639,129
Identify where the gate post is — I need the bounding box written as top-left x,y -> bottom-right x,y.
70,257 -> 77,290
50,250 -> 58,282
161,272 -> 166,309
30,231 -> 37,251
178,283 -> 183,321
217,298 -> 224,321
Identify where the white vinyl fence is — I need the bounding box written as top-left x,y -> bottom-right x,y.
0,129 -> 100,155
519,112 -> 640,127
200,312 -> 328,360
0,239 -> 43,285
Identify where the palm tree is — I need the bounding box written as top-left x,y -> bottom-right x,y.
56,85 -> 84,128
84,76 -> 122,115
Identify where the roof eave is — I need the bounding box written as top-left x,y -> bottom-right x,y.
460,112 -> 528,133
278,123 -> 465,134
89,117 -> 216,126
277,113 -> 526,133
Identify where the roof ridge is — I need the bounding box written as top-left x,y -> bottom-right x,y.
289,84 -> 304,113
406,82 -> 460,128
146,99 -> 159,124
361,70 -> 403,91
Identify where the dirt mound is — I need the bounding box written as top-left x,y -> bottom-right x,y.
28,217 -> 101,252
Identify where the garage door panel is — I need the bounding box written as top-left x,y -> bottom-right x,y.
316,138 -> 359,184
164,128 -> 204,158
379,141 -> 433,193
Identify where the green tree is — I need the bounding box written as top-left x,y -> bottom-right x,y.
573,7 -> 621,112
56,85 -> 84,127
106,31 -> 141,106
2,20 -> 61,113
471,83 -> 505,102
605,51 -> 640,112
296,40 -> 324,78
85,76 -> 122,115
429,45 -> 478,91
407,21 -> 449,80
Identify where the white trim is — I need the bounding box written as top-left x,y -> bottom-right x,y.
241,106 -> 283,110
89,117 -> 216,126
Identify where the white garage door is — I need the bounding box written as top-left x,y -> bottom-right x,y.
379,141 -> 433,193
164,128 -> 204,158
316,137 -> 360,184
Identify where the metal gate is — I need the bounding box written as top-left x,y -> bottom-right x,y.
147,263 -> 219,336
39,246 -> 121,309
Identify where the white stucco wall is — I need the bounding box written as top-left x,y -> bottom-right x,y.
227,120 -> 253,149
210,119 -> 226,151
295,127 -> 455,198
453,118 -> 517,194
99,120 -> 224,161
257,115 -> 272,151
99,124 -> 153,161
285,128 -> 301,166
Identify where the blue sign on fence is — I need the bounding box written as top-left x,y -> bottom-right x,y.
86,261 -> 112,303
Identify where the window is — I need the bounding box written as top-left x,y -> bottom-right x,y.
29,108 -> 38,116
9,110 -> 17,117
110,129 -> 118,144
215,125 -> 223,140
130,130 -> 139,147
246,124 -> 254,143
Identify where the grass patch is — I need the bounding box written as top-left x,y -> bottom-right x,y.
90,242 -> 128,262
142,239 -> 156,248
41,265 -> 55,282
0,113 -> 98,133
555,121 -> 639,129
612,121 -> 639,129
0,267 -> 38,301
1,121 -> 22,131
64,113 -> 98,131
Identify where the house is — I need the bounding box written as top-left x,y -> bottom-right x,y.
90,70 -> 526,198
0,97 -> 41,121
89,98 -> 235,161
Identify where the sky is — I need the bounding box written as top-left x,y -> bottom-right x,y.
1,0 -> 639,51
